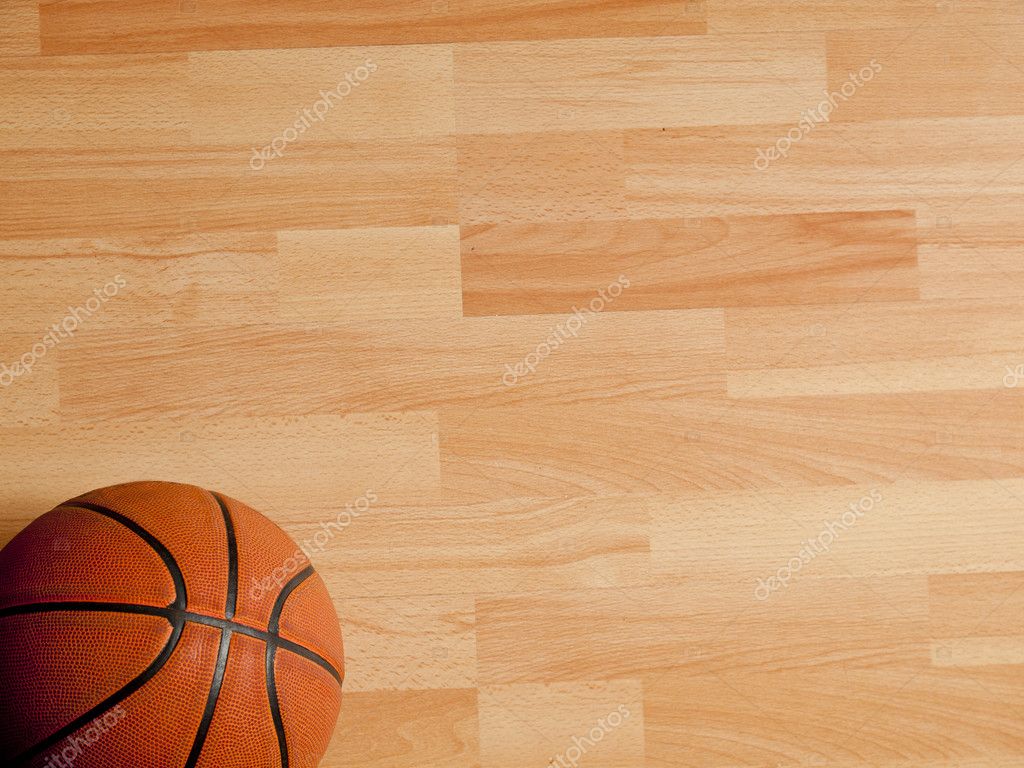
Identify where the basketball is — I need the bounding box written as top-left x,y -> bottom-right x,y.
0,481 -> 344,768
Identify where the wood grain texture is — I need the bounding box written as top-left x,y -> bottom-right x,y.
297,495 -> 651,597
1,139 -> 458,238
57,310 -> 724,418
705,0 -> 1024,33
726,298 -> 1024,396
461,211 -> 918,315
439,392 -> 1024,500
0,0 -> 40,56
0,234 -> 277,329
475,576 -> 931,684
4,4 -> 1024,767
479,681 -> 645,767
331,688 -> 479,767
454,33 -> 827,133
0,414 -> 438,525
827,25 -> 1024,121
40,0 -> 706,55
277,227 -> 463,322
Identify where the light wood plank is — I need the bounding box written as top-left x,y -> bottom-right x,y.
40,0 -> 706,56
475,577 -> 929,684
0,53 -> 188,150
440,391 -> 1024,501
457,130 -> 627,225
726,298 -> 1024,397
0,234 -> 276,329
0,333 -> 60,428
706,0 -> 1024,33
929,572 -> 1024,640
1,139 -> 458,238
337,594 -> 476,691
0,414 -> 438,523
188,45 -> 454,145
651,480 -> 1024,585
0,0 -> 40,56
454,33 -> 826,134
478,681 -> 644,768
645,665 -> 1024,768
278,227 -> 462,323
327,689 -> 479,768
919,244 -> 1024,300
292,495 -> 651,597
828,25 -> 1024,122
461,211 -> 918,315
624,116 -> 1024,224
58,310 -> 724,419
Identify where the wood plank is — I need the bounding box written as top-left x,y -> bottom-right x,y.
454,33 -> 826,134
726,299 -> 1024,397
0,234 -> 276,329
439,392 -> 1024,501
188,45 -> 454,145
475,577 -> 929,684
327,689 -> 478,768
623,116 -> 1024,223
0,0 -> 40,56
928,572 -> 1024,671
0,414 -> 438,524
58,310 -> 724,419
337,594 -> 476,691
40,0 -> 706,56
827,25 -> 1024,122
932,637 -> 1024,668
929,572 -> 1024,640
650,480 -> 1024,586
478,681 -> 644,768
706,0 -> 1024,33
457,130 -> 627,225
277,227 -> 462,323
919,244 -> 1024,300
0,53 -> 188,150
0,139 -> 458,238
0,333 -> 60,428
293,495 -> 651,598
461,211 -> 918,316
645,665 -> 1024,768
461,116 -> 1024,230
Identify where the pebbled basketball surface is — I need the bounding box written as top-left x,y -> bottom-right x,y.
0,481 -> 344,768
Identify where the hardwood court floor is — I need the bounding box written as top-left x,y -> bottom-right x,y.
3,2 -> 1024,766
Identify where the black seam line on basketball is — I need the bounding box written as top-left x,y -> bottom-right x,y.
187,613 -> 343,685
0,601 -> 343,685
11,617 -> 186,767
269,567 -> 314,633
267,567 -> 315,768
60,501 -> 188,610
267,641 -> 289,768
184,628 -> 233,768
210,491 -> 239,620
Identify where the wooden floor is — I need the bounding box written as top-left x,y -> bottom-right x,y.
3,2 -> 1024,766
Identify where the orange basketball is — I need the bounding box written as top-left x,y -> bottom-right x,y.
0,481 -> 344,768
